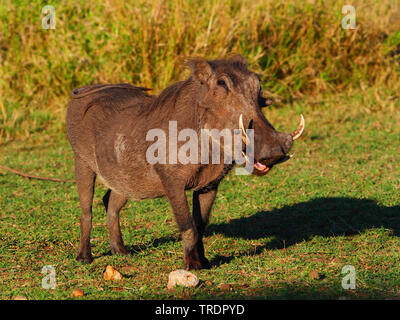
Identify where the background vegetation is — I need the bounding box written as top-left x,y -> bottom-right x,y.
0,0 -> 399,300
0,0 -> 399,141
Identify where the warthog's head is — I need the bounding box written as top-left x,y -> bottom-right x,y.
188,55 -> 304,175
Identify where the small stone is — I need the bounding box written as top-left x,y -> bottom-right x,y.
14,295 -> 27,300
103,265 -> 123,281
71,289 -> 84,297
167,270 -> 199,289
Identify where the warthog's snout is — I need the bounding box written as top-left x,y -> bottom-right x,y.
241,115 -> 305,175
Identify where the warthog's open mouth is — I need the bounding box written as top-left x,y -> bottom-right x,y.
255,154 -> 292,175
253,161 -> 272,176
242,154 -> 291,176
240,114 -> 305,176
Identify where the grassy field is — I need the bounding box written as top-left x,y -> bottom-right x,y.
0,87 -> 399,299
0,0 -> 399,300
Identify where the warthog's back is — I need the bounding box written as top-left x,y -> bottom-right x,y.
66,83 -> 153,173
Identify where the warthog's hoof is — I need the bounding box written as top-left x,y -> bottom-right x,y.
76,253 -> 93,264
184,259 -> 203,271
110,245 -> 129,256
183,249 -> 210,270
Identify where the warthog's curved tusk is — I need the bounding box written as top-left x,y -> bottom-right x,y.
242,151 -> 250,163
291,114 -> 305,140
239,114 -> 250,144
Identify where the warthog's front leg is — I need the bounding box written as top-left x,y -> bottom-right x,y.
173,190 -> 204,270
192,187 -> 218,269
155,166 -> 207,270
164,188 -> 204,270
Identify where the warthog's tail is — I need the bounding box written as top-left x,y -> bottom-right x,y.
0,164 -> 74,183
70,83 -> 151,99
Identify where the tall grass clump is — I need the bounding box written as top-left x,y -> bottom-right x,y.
0,0 -> 399,142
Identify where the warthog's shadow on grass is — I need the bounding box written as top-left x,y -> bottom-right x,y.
206,197 -> 400,267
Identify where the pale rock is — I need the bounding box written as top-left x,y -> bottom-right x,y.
167,269 -> 199,289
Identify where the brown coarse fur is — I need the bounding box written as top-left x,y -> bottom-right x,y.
66,55 -> 295,269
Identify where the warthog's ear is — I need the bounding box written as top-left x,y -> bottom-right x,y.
229,54 -> 247,68
187,58 -> 213,85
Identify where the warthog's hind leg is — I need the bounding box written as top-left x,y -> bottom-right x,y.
75,156 -> 96,264
103,189 -> 129,255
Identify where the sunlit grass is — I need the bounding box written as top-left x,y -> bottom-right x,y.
0,88 -> 399,299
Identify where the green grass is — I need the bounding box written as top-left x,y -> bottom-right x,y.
0,0 -> 399,300
1,88 -> 399,299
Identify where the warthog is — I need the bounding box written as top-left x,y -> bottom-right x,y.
66,55 -> 304,269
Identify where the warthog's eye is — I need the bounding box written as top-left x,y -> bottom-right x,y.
217,79 -> 228,90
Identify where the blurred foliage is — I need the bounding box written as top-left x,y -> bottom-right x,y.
0,0 -> 399,142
